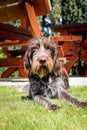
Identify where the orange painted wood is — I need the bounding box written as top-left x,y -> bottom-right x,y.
62,42 -> 77,56
0,23 -> 32,36
33,0 -> 51,16
20,17 -> 29,29
57,46 -> 64,57
25,2 -> 42,36
51,23 -> 87,35
26,0 -> 51,16
0,58 -> 24,67
0,30 -> 32,40
81,53 -> 87,64
2,47 -> 26,78
1,68 -> 17,78
2,47 -> 14,58
64,53 -> 79,72
0,40 -> 30,47
0,0 -> 18,6
0,3 -> 27,22
51,36 -> 82,42
0,23 -> 33,40
18,68 -> 27,77
0,40 -> 20,47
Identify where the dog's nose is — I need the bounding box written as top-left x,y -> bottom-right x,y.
39,59 -> 46,64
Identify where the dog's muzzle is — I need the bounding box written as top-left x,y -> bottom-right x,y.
32,54 -> 54,78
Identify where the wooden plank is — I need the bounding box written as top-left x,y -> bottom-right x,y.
18,68 -> 27,77
25,2 -> 41,36
81,53 -> 87,64
3,47 -> 14,58
1,47 -> 26,78
0,23 -> 32,36
20,17 -> 29,29
51,36 -> 82,42
1,68 -> 17,78
0,40 -> 19,47
0,23 -> 33,40
1,67 -> 27,78
33,0 -> 51,16
62,42 -> 77,55
0,30 -> 32,40
64,53 -> 78,72
0,58 -> 24,67
0,3 -> 27,22
51,23 -> 87,35
26,0 -> 51,16
0,0 -> 18,6
57,46 -> 64,57
0,40 -> 30,47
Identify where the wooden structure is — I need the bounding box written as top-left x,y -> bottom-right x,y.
51,23 -> 87,76
0,0 -> 87,78
0,0 -> 50,78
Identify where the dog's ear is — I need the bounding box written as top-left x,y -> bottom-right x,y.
53,52 -> 60,76
24,50 -> 32,75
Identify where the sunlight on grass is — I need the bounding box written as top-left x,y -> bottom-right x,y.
0,86 -> 87,130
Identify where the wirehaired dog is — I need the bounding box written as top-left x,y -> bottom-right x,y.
24,37 -> 87,110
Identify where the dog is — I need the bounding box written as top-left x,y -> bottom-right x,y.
24,37 -> 87,110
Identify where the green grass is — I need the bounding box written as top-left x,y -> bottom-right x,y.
0,86 -> 87,130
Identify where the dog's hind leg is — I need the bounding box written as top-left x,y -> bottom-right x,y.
58,88 -> 87,108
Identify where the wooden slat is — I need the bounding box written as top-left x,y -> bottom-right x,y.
81,53 -> 87,64
18,68 -> 27,77
20,17 -> 29,29
33,0 -> 51,16
0,23 -> 32,36
0,23 -> 33,40
1,68 -> 17,78
25,2 -> 41,36
62,42 -> 77,56
57,47 -> 63,57
64,53 -> 78,72
26,0 -> 51,16
0,40 -> 30,47
0,3 -> 27,22
0,40 -> 19,47
0,58 -> 24,67
1,67 -> 27,78
51,23 -> 87,35
0,0 -> 18,6
51,36 -> 82,42
0,30 -> 32,40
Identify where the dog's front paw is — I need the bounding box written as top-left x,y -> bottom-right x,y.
48,104 -> 61,110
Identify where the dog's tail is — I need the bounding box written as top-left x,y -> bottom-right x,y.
60,90 -> 87,108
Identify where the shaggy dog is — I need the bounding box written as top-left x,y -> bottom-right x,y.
24,37 -> 87,110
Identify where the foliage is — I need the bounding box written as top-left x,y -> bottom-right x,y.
0,50 -> 6,58
50,0 -> 87,24
61,0 -> 87,24
0,86 -> 87,130
50,0 -> 62,24
40,0 -> 87,36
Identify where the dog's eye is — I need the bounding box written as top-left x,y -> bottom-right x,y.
47,46 -> 55,54
30,46 -> 39,59
50,47 -> 55,54
31,46 -> 38,54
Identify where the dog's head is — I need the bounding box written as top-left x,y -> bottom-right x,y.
24,37 -> 60,78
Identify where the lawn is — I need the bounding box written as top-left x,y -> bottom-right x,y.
0,86 -> 87,130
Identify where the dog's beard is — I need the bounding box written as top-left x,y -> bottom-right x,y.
38,66 -> 49,78
32,60 -> 54,78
